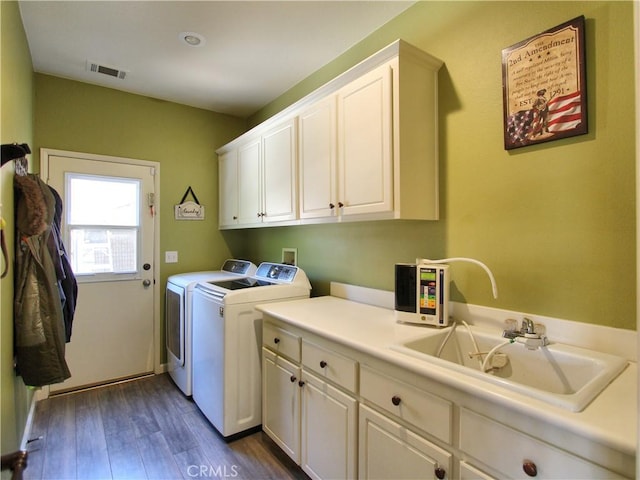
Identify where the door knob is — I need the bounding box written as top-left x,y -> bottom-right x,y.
142,279 -> 151,288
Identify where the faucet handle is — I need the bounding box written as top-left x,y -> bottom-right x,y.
504,318 -> 518,332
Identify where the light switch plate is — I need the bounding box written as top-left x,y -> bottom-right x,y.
165,251 -> 178,263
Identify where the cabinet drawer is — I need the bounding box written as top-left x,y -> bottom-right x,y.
360,365 -> 452,444
302,340 -> 358,392
263,322 -> 301,362
459,408 -> 629,479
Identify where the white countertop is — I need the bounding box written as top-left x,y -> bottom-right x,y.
257,295 -> 637,457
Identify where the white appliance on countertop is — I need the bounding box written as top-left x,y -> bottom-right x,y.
192,262 -> 311,439
165,259 -> 257,396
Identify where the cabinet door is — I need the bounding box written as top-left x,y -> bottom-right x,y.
337,62 -> 393,217
237,138 -> 262,224
459,461 -> 496,480
262,119 -> 297,223
300,370 -> 357,480
298,96 -> 338,219
262,348 -> 301,463
218,150 -> 238,227
359,404 -> 452,480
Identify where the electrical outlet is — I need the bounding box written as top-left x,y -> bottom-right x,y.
165,251 -> 178,263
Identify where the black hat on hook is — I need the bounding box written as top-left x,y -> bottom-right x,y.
1,143 -> 31,167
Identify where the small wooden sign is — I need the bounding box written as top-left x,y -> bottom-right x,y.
175,186 -> 205,220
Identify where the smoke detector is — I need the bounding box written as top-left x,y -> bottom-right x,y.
86,61 -> 128,80
179,31 -> 206,47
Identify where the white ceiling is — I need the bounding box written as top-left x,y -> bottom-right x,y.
19,1 -> 414,118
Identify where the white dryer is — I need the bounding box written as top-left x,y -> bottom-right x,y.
165,259 -> 256,396
192,262 -> 311,438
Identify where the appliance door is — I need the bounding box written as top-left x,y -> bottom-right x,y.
166,281 -> 185,367
192,285 -> 226,431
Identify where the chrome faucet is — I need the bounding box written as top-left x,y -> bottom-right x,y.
503,318 -> 549,349
521,318 -> 535,335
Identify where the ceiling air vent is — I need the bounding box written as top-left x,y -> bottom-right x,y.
87,61 -> 127,80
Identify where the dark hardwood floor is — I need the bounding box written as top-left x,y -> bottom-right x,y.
23,374 -> 308,480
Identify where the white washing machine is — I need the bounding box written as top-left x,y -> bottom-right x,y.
192,262 -> 311,439
165,259 -> 256,396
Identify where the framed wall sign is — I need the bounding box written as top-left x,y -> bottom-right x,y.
175,186 -> 205,220
502,16 -> 587,150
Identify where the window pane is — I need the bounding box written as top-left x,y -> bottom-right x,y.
68,175 -> 139,226
65,173 -> 141,280
69,228 -> 138,275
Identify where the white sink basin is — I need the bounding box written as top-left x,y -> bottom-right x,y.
390,325 -> 628,412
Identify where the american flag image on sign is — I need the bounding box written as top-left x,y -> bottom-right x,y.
505,91 -> 584,148
506,109 -> 535,146
547,91 -> 582,132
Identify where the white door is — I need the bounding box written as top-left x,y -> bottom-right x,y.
237,138 -> 262,225
300,370 -> 357,480
262,348 -> 301,463
298,95 -> 338,220
262,118 -> 297,223
358,404 -> 452,480
337,62 -> 393,217
42,150 -> 157,393
218,150 -> 238,227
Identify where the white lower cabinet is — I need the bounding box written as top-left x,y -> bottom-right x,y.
300,370 -> 357,480
262,348 -> 300,462
359,404 -> 452,480
262,329 -> 358,479
459,461 -> 496,480
459,408 -> 629,479
262,319 -> 633,480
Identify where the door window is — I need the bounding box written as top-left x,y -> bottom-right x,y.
65,173 -> 141,282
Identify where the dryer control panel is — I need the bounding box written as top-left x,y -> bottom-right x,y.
256,262 -> 299,283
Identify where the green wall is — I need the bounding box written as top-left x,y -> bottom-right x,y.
242,1 -> 637,330
34,75 -> 247,290
1,0 -> 34,458
1,0 -> 633,465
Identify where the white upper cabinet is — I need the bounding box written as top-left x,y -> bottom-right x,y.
217,39 -> 443,229
337,61 -> 393,218
237,137 -> 262,225
218,149 -> 238,227
262,118 -> 298,223
298,95 -> 338,220
219,119 -> 297,228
